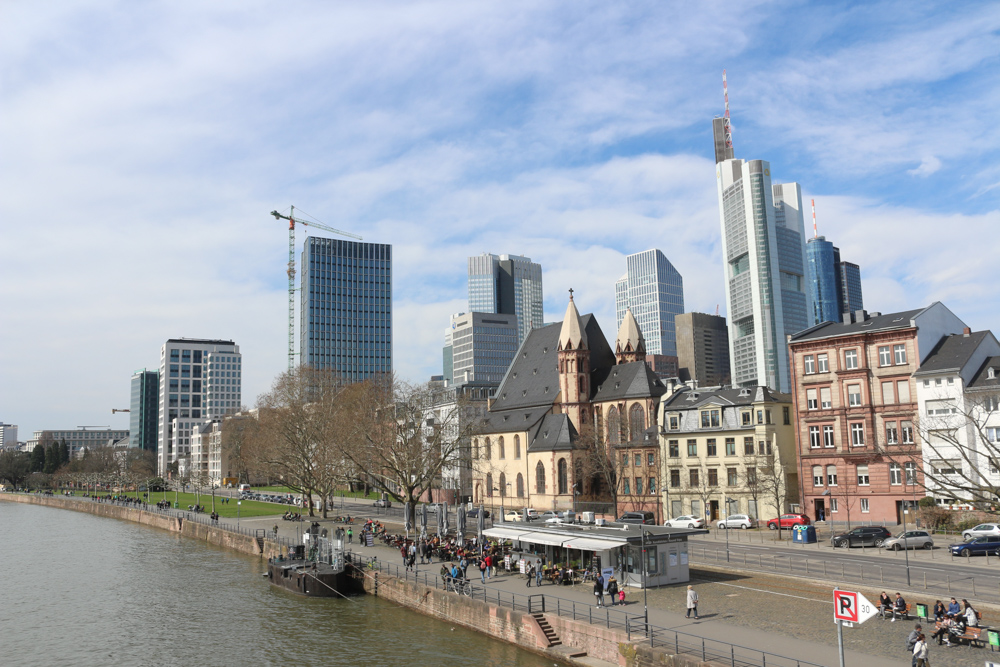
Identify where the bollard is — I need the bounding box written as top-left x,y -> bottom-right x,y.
948,575 -> 951,594
923,572 -> 926,590
880,567 -> 883,584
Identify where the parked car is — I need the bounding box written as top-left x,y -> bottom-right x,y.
524,508 -> 540,521
664,515 -> 705,529
373,498 -> 392,508
882,530 -> 934,551
540,511 -> 560,522
950,536 -> 1000,557
617,511 -> 656,525
503,510 -> 523,522
425,503 -> 443,513
717,514 -> 756,530
766,514 -> 810,530
830,526 -> 892,548
962,523 -> 1000,541
466,508 -> 491,519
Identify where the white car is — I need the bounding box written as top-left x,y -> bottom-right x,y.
962,523 -> 1000,541
717,514 -> 756,529
664,515 -> 705,529
524,508 -> 540,521
503,510 -> 523,522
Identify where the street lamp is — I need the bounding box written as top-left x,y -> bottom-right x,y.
640,528 -> 649,628
722,493 -> 730,562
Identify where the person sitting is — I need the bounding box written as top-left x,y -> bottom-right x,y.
932,616 -> 955,646
878,591 -> 892,619
933,600 -> 946,621
891,592 -> 907,622
947,597 -> 961,616
963,599 -> 979,627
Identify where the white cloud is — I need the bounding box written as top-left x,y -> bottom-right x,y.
907,156 -> 942,177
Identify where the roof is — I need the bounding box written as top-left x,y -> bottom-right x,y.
968,356 -> 1000,391
592,361 -> 668,402
662,385 -> 790,410
558,296 -> 587,350
615,308 -> 643,354
789,308 -> 925,343
914,331 -> 992,376
528,413 -> 577,452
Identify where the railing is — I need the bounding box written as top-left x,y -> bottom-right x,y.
345,552 -> 824,667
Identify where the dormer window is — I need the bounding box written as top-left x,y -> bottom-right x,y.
512,372 -> 517,378
990,368 -> 996,380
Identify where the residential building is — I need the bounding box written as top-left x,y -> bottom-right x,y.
300,237 -> 392,380
129,369 -> 159,451
614,249 -> 685,357
913,330 -> 1000,506
659,386 -> 796,522
28,428 -> 129,458
468,253 -> 543,345
422,382 -> 493,502
472,296 -> 667,514
157,338 -> 241,476
789,304 -> 967,524
675,312 -> 730,387
716,158 -> 812,393
449,311 -> 518,386
0,423 -> 18,449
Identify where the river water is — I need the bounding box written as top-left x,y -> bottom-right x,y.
1,502 -> 553,667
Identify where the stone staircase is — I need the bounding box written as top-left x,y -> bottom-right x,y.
531,612 -> 561,647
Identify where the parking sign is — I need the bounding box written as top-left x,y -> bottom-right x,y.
833,589 -> 878,624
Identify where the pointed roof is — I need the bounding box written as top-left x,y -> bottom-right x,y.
558,291 -> 587,350
615,308 -> 643,354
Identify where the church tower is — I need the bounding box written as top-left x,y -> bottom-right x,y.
557,290 -> 590,430
614,307 -> 646,364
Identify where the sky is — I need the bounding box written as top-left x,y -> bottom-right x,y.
2,1 -> 998,440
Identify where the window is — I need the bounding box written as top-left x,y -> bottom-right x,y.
879,346 -> 892,367
727,468 -> 738,486
760,440 -> 772,455
706,439 -> 717,456
809,426 -> 821,448
757,410 -> 764,425
707,469 -> 718,486
622,454 -> 629,468
860,498 -> 869,513
634,477 -> 643,494
516,473 -> 524,497
827,465 -> 838,486
813,465 -> 823,486
823,425 -> 835,448
988,427 -> 1000,443
746,467 -> 757,484
725,438 -> 736,456
904,461 -> 917,485
649,477 -> 657,494
830,498 -> 839,513
742,412 -> 751,426
668,440 -> 679,458
514,435 -> 521,459
499,472 -> 507,497
818,354 -> 829,372
889,462 -> 902,485
894,344 -> 907,365
687,439 -> 697,456
784,406 -> 790,425
623,478 -> 631,494
629,404 -> 645,442
804,355 -> 815,374
766,410 -> 772,424
897,380 -> 911,404
882,381 -> 895,405
484,438 -> 491,459
845,349 -> 858,370
850,422 -> 865,446
700,409 -> 720,428
886,422 -> 899,444
847,385 -> 862,407
670,469 -> 680,488
689,469 -> 699,487
608,406 -> 621,445
486,474 -> 493,497
820,387 -> 832,409
498,436 -> 505,459
647,452 -> 655,466
635,454 -> 642,466
535,461 -> 545,494
926,399 -> 957,416
557,458 -> 568,494
807,389 -> 818,410
743,437 -> 754,455
668,415 -> 679,430
857,464 -> 870,486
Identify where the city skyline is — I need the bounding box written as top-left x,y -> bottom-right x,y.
2,3 -> 998,438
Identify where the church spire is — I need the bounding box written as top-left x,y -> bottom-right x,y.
615,307 -> 646,364
558,288 -> 587,350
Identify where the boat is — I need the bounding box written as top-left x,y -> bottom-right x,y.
266,523 -> 355,597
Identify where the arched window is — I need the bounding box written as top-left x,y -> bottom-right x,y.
535,462 -> 546,494
499,472 -> 507,497
472,438 -> 479,459
485,438 -> 492,459
608,406 -> 621,445
514,435 -> 521,459
486,473 -> 493,497
516,473 -> 524,497
629,404 -> 645,443
557,458 -> 568,495
499,436 -> 505,459
474,483 -> 482,503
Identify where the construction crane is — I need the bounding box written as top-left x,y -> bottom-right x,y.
270,206 -> 362,372
111,409 -> 130,414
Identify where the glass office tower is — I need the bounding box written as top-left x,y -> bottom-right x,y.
467,253 -> 543,345
806,236 -> 840,325
300,237 -> 392,381
130,368 -> 159,451
614,249 -> 685,357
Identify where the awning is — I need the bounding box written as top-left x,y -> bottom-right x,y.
512,531 -> 569,547
560,536 -> 627,551
483,526 -> 533,541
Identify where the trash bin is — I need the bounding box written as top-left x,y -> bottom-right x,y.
987,628 -> 999,650
916,603 -> 927,619
792,525 -> 817,544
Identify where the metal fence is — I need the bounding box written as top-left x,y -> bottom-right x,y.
347,553 -> 824,667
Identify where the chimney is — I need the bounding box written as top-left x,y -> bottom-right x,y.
963,327 -> 972,337
855,309 -> 868,322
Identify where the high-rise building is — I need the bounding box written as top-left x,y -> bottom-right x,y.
806,236 -> 840,325
675,312 -> 731,387
614,249 -> 685,357
157,338 -> 241,475
716,158 -> 812,393
467,253 -> 543,344
129,368 -> 159,451
442,319 -> 456,386
837,257 -> 864,317
300,237 -> 392,380
0,423 -> 18,449
449,311 -> 519,386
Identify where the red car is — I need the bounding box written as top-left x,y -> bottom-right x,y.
767,514 -> 810,530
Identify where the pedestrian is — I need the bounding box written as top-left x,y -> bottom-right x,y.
686,585 -> 699,619
479,557 -> 487,583
912,633 -> 929,667
907,623 -> 923,663
535,560 -> 543,587
526,562 -> 535,587
593,577 -> 604,607
946,597 -> 960,616
607,577 -> 619,605
596,572 -> 605,603
618,586 -> 625,606
347,527 -> 353,544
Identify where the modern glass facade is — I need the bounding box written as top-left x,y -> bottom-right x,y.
806,236 -> 840,325
838,261 -> 864,316
467,253 -> 542,345
300,237 -> 392,381
129,369 -> 159,451
449,312 -> 518,385
614,249 -> 684,357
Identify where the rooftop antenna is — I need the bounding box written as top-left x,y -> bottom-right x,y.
723,69 -> 733,151
811,199 -> 818,238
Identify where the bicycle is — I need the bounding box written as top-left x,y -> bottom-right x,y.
448,577 -> 473,596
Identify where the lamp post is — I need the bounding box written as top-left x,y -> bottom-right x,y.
723,493 -> 730,562
900,498 -> 912,586
641,529 -> 649,628
493,487 -> 502,524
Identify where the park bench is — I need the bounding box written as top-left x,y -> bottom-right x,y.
934,620 -> 986,647
879,603 -> 911,620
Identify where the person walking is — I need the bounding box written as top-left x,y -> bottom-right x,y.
907,624 -> 924,664
526,562 -> 535,587
347,527 -> 353,544
686,585 -> 699,619
593,577 -> 605,607
479,557 -> 488,583
912,633 -> 929,667
607,577 -> 619,606
535,560 -> 543,587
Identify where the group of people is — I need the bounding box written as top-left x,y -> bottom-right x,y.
591,573 -> 624,607
877,591 -> 910,622
930,597 -> 978,647
282,511 -> 303,521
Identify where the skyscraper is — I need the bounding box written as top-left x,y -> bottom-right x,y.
300,237 -> 392,380
129,368 -> 159,451
675,312 -> 731,387
614,249 -> 685,357
449,311 -> 519,385
837,258 -> 864,316
806,236 -> 840,325
715,158 -> 812,393
467,253 -> 543,344
157,338 -> 241,475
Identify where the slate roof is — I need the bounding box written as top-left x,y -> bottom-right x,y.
968,356 -> 1000,391
528,413 -> 577,452
661,385 -> 790,410
789,308 -> 925,342
482,405 -> 552,435
592,360 -> 668,402
914,331 -> 992,376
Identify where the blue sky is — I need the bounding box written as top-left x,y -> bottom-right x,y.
2,1 -> 998,439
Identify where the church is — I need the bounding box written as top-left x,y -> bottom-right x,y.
471,291 -> 669,512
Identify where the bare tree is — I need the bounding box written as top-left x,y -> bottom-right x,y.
686,462 -> 719,523
574,420 -> 621,513
739,455 -> 763,522
756,453 -> 789,537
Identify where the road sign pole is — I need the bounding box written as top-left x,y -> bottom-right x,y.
836,619 -> 845,667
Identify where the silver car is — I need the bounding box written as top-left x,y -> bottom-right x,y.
882,530 -> 934,551
962,523 -> 1000,541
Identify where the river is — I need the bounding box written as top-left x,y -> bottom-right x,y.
0,501 -> 554,667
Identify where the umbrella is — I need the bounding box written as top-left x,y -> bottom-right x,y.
403,502 -> 412,535
436,504 -> 444,537
442,502 -> 450,536
477,503 -> 485,553
420,503 -> 428,539
456,507 -> 466,548
523,507 -> 529,523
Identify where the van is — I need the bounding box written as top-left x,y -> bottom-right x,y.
616,511 -> 655,525
238,483 -> 251,493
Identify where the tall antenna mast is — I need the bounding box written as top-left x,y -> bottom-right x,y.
811,199 -> 818,238
723,69 -> 733,151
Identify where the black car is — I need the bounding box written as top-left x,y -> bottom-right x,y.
466,508 -> 491,519
830,526 -> 892,548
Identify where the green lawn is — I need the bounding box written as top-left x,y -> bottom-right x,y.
142,491 -> 286,518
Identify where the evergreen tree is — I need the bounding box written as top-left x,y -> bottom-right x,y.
30,445 -> 46,472
60,440 -> 70,465
44,444 -> 60,474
